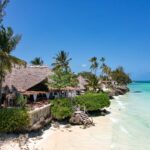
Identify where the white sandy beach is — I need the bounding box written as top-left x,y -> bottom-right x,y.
0,102 -> 121,150
31,115 -> 112,150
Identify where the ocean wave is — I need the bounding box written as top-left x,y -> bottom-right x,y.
120,125 -> 129,134
116,100 -> 126,109
110,117 -> 118,123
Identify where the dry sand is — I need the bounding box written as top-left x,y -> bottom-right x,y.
0,107 -> 115,150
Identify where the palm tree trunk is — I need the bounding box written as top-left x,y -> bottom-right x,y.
0,61 -> 4,106
0,78 -> 3,106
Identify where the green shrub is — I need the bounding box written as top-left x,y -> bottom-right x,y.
51,98 -> 73,120
0,108 -> 29,133
16,94 -> 27,108
50,93 -> 110,120
75,93 -> 110,111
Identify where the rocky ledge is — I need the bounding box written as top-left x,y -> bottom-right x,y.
107,86 -> 129,99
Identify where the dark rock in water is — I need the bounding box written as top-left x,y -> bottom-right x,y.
133,91 -> 142,93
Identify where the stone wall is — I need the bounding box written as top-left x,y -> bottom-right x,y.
28,104 -> 51,127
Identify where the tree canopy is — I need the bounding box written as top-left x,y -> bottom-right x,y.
30,57 -> 44,65
52,50 -> 72,72
111,67 -> 132,85
48,69 -> 78,89
48,51 -> 78,89
0,0 -> 9,23
0,1 -> 25,105
89,57 -> 98,74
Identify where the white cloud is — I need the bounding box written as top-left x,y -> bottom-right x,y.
81,64 -> 87,68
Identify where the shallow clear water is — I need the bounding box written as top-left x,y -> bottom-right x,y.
110,82 -> 150,150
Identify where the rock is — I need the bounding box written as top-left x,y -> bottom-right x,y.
64,124 -> 72,128
69,110 -> 94,127
52,122 -> 60,128
107,85 -> 129,98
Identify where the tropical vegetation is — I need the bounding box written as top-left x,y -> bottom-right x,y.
0,108 -> 29,132
51,92 -> 110,120
52,50 -> 72,72
75,92 -> 110,111
0,0 -> 26,106
111,66 -> 132,85
30,57 -> 44,65
48,50 -> 78,89
51,98 -> 73,120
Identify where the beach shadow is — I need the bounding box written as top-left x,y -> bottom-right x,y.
28,124 -> 52,138
88,109 -> 111,117
0,133 -> 20,141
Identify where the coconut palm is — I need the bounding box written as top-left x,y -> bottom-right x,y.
52,50 -> 72,72
102,64 -> 112,80
31,57 -> 44,65
100,57 -> 105,70
111,66 -> 132,85
86,74 -> 100,92
0,0 -> 9,23
0,26 -> 26,105
89,57 -> 99,75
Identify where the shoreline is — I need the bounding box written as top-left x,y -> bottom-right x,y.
0,95 -> 124,150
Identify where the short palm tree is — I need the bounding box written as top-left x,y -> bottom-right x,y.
89,57 -> 99,75
52,50 -> 72,72
0,26 -> 26,105
31,57 -> 44,65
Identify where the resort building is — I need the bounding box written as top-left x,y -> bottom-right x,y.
2,65 -> 82,105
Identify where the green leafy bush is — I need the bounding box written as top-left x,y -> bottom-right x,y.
51,98 -> 73,120
50,93 -> 110,120
75,93 -> 110,111
0,108 -> 29,132
16,94 -> 27,108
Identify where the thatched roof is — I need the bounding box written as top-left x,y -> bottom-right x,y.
77,76 -> 87,90
2,66 -> 87,93
2,65 -> 52,92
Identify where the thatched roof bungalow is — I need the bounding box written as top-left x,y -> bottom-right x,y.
2,65 -> 52,93
2,66 -> 84,102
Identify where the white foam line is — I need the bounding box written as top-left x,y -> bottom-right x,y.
110,117 -> 118,123
120,125 -> 129,134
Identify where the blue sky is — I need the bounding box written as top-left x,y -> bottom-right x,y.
3,0 -> 150,80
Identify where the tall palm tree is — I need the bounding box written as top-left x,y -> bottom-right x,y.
102,64 -> 112,80
52,50 -> 72,72
31,57 -> 44,65
0,26 -> 26,105
89,57 -> 99,75
0,0 -> 9,23
100,57 -> 105,69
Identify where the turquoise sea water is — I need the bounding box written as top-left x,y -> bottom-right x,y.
111,82 -> 150,150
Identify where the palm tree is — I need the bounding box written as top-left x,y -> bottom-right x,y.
31,57 -> 44,65
0,0 -> 9,23
52,50 -> 72,72
0,26 -> 26,105
89,57 -> 99,75
102,64 -> 112,80
86,74 -> 100,92
100,57 -> 105,69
